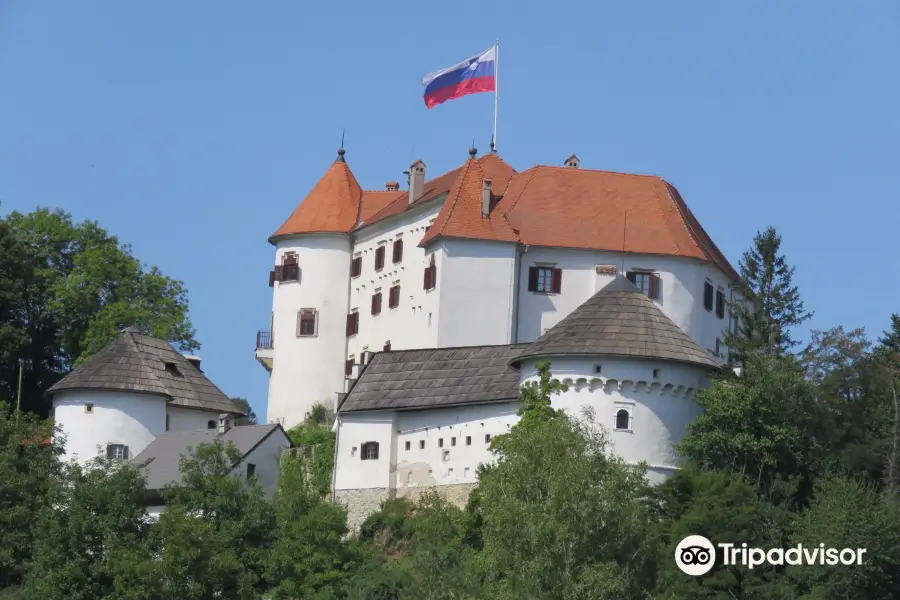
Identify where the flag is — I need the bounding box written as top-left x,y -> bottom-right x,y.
421,46 -> 496,110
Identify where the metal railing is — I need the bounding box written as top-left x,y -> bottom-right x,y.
256,329 -> 273,350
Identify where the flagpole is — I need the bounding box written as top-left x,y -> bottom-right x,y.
493,39 -> 499,150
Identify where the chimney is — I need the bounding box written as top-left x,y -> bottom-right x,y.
183,354 -> 201,370
482,178 -> 492,218
406,160 -> 426,205
217,413 -> 233,434
564,154 -> 580,168
385,181 -> 400,192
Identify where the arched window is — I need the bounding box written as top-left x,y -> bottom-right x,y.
360,441 -> 379,460
207,420 -> 215,430
615,409 -> 630,430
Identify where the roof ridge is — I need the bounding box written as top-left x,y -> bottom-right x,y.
532,164 -> 664,179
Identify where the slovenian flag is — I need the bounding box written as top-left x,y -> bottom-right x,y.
422,46 -> 496,110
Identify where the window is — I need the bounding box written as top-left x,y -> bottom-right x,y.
485,434 -> 491,443
392,238 -> 403,263
282,252 -> 299,282
703,281 -> 714,311
626,271 -> 660,300
465,436 -> 471,446
405,441 -> 411,451
594,365 -> 602,374
345,357 -> 354,376
107,444 -> 129,460
297,309 -> 318,337
361,441 -> 379,460
615,410 -> 630,430
423,254 -> 437,290
653,368 -> 661,378
371,291 -> 382,315
383,341 -> 391,352
246,463 -> 256,479
419,440 -> 425,449
207,420 -> 215,429
346,310 -> 359,336
528,266 -> 562,293
451,437 -> 456,447
350,256 -> 362,278
85,402 -> 94,414
438,438 -> 444,448
389,284 -> 400,308
715,289 -> 726,319
374,246 -> 386,271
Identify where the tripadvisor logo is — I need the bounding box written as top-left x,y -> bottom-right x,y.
675,535 -> 867,576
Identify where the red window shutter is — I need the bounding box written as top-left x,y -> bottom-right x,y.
423,267 -> 430,289
527,267 -> 538,292
354,312 -> 359,334
268,270 -> 275,287
346,314 -> 353,336
372,293 -> 381,315
551,268 -> 562,294
345,359 -> 353,376
375,247 -> 385,270
283,253 -> 298,266
351,257 -> 361,277
273,265 -> 284,282
649,273 -> 661,299
393,239 -> 403,263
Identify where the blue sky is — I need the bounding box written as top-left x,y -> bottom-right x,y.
1,1 -> 897,419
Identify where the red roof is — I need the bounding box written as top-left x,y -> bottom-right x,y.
271,151 -> 738,279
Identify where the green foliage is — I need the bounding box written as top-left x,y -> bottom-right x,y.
23,458 -> 151,600
230,397 -> 258,426
728,225 -> 812,359
286,419 -> 336,497
358,497 -> 416,546
0,208 -> 198,416
149,441 -> 275,600
0,404 -> 63,591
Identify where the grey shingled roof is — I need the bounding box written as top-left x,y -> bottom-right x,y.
47,330 -> 242,414
511,275 -> 718,369
131,423 -> 286,491
339,344 -> 529,413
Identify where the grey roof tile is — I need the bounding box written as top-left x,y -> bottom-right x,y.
131,424 -> 286,491
47,330 -> 242,414
338,344 -> 528,413
511,275 -> 718,369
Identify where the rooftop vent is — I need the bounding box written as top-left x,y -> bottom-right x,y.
183,355 -> 201,370
564,154 -> 580,168
385,181 -> 400,191
217,413 -> 233,434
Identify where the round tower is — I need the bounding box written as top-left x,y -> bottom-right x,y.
265,149 -> 360,429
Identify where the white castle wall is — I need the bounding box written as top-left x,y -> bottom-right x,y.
346,202 -> 441,363
267,234 -> 352,428
166,405 -> 221,433
436,239 -> 518,347
53,389 -> 166,465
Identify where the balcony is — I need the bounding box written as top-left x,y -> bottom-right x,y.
255,329 -> 274,372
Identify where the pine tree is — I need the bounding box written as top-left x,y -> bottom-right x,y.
727,226 -> 812,360
877,314 -> 900,355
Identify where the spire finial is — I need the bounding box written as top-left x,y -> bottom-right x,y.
490,135 -> 496,153
336,130 -> 346,162
468,141 -> 477,159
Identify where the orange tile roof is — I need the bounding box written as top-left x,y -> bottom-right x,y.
420,158 -> 518,245
270,151 -> 737,280
270,156 -> 362,241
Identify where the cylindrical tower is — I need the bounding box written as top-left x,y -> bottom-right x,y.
267,235 -> 351,428
265,149 -> 361,429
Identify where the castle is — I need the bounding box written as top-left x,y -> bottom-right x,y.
260,146 -> 739,528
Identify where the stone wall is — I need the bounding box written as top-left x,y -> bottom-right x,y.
335,483 -> 477,533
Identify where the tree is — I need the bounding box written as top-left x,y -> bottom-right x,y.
23,457 -> 151,600
0,404 -> 63,595
265,459 -> 359,599
728,226 -> 812,359
1,208 -> 199,415
877,314 -> 900,355
678,353 -> 828,499
148,441 -> 275,600
230,398 -> 257,426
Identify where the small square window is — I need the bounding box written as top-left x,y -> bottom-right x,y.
438,438 -> 444,448
703,281 -> 714,311
419,440 -> 425,449
297,309 -> 318,337
715,289 -> 726,319
246,463 -> 256,479
465,436 -> 471,445
451,437 -> 456,447
85,402 -> 94,414
485,434 -> 491,443
653,368 -> 661,378
405,441 -> 411,451
594,365 -> 602,374
106,444 -> 128,460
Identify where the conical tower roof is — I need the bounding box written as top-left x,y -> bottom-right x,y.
511,275 -> 718,369
270,150 -> 362,242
